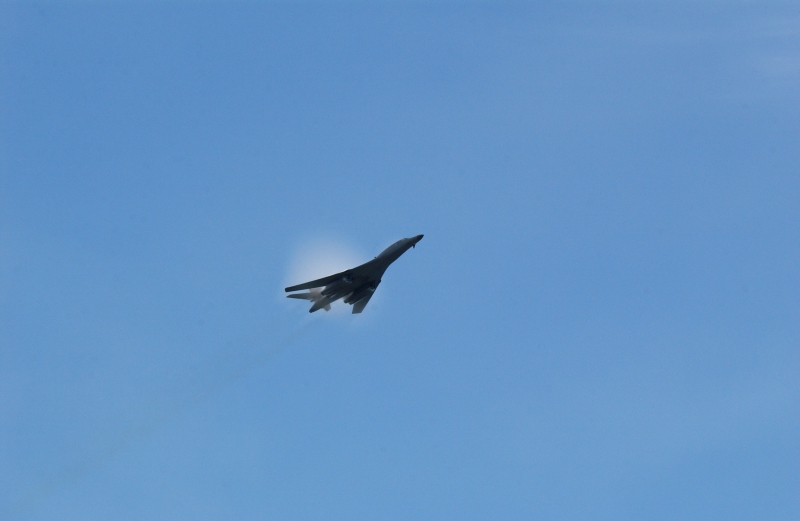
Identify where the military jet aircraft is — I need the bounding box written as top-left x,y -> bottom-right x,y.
285,234 -> 423,313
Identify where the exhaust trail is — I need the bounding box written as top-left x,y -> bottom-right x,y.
4,316 -> 318,520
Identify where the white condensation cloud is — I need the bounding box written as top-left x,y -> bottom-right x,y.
283,235 -> 367,316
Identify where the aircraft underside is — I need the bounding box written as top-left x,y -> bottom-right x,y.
284,234 -> 422,314
286,281 -> 378,314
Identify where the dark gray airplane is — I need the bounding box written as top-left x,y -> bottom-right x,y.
285,234 -> 423,313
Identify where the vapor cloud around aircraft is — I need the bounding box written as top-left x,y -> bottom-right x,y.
285,235 -> 423,313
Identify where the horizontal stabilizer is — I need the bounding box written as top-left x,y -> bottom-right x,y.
287,291 -> 331,312
351,293 -> 374,314
287,293 -> 314,300
309,297 -> 332,312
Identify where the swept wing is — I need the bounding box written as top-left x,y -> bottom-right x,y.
285,235 -> 422,314
284,269 -> 353,292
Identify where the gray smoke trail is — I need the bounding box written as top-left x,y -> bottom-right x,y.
4,316 -> 318,520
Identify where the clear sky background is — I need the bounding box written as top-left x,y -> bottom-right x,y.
1,2 -> 799,520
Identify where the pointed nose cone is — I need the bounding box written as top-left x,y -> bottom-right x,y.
412,234 -> 423,246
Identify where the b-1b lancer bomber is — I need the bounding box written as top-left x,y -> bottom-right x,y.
285,234 -> 423,313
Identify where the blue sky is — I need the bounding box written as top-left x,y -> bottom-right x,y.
2,3 -> 799,520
